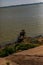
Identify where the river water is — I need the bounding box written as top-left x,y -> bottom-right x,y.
0,3 -> 43,43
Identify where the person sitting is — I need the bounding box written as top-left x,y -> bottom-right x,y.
15,29 -> 25,43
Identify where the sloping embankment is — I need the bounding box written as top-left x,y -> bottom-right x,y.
0,45 -> 43,65
5,45 -> 43,65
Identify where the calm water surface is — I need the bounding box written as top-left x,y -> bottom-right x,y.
0,4 -> 43,43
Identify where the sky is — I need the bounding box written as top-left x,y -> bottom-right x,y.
0,0 -> 43,7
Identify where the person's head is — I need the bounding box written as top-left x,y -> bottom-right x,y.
21,29 -> 25,32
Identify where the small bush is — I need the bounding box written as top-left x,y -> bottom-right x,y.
31,39 -> 39,44
0,46 -> 15,57
15,43 -> 38,51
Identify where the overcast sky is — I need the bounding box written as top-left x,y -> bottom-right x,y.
0,0 -> 43,7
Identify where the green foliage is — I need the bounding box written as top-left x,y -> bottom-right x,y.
0,46 -> 15,57
30,39 -> 39,44
15,43 -> 38,51
0,43 -> 39,57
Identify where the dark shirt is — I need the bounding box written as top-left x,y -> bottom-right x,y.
20,31 -> 25,37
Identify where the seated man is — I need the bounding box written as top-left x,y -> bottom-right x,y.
15,29 -> 25,43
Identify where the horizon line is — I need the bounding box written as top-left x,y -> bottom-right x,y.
0,2 -> 43,8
